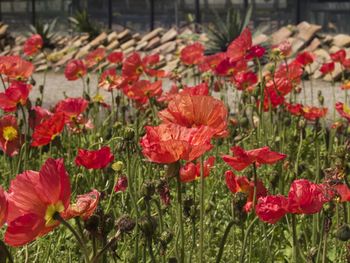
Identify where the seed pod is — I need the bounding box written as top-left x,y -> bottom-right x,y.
115,215 -> 135,234
337,224 -> 350,241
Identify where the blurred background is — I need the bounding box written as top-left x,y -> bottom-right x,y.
1,0 -> 350,34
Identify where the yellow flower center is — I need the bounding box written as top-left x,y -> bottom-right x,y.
44,201 -> 64,227
3,126 -> 18,141
136,66 -> 143,74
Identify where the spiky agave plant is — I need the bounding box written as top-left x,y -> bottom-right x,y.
68,10 -> 100,40
205,6 -> 252,55
29,18 -> 58,49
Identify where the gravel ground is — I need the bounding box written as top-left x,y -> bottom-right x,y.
30,72 -> 346,120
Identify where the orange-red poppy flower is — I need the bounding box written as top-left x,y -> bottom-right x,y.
0,81 -> 31,112
227,28 -> 252,62
330,49 -> 346,63
284,102 -> 303,116
287,179 -> 327,214
29,106 -> 53,130
179,156 -> 215,183
295,51 -> 315,66
122,52 -> 165,81
0,115 -> 23,156
5,158 -> 71,247
225,170 -> 267,212
0,186 -> 7,227
256,195 -> 288,224
336,102 -> 350,122
85,48 -> 105,68
215,58 -> 247,77
124,80 -> 163,104
98,68 -> 125,91
319,62 -> 335,75
0,56 -> 34,81
233,71 -> 258,91
180,42 -> 204,66
23,34 -> 43,56
64,59 -> 87,81
55,97 -> 89,123
140,123 -> 215,163
107,51 -> 123,64
62,189 -> 100,220
75,146 -> 114,170
301,106 -> 328,121
222,146 -> 287,171
199,52 -> 226,72
31,112 -> 65,147
158,94 -> 228,138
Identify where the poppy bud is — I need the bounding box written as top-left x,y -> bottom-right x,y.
115,215 -> 135,234
318,95 -> 324,106
112,161 -> 124,172
283,116 -> 291,126
298,119 -> 306,129
30,78 -> 36,86
239,117 -> 249,128
337,224 -> 350,241
123,127 -> 135,140
113,121 -> 122,129
139,216 -> 157,237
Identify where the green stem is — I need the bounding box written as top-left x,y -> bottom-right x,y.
54,213 -> 90,263
291,214 -> 298,263
216,221 -> 235,263
176,174 -> 185,263
0,240 -> 14,263
199,156 -> 205,262
239,216 -> 258,263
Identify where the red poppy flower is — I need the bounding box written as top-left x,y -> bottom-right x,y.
23,34 -> 43,56
0,56 -> 34,81
55,97 -> 89,123
319,62 -> 335,75
62,189 -> 100,220
29,106 -> 53,129
260,84 -> 285,111
333,184 -> 350,202
295,51 -> 315,66
330,49 -> 346,63
285,102 -> 303,116
0,115 -> 23,156
215,58 -> 247,77
85,48 -> 105,68
287,179 -> 327,214
0,81 -> 31,112
222,146 -> 287,171
114,176 -> 128,193
124,80 -> 163,104
64,59 -> 87,81
98,68 -> 125,91
180,42 -> 204,66
233,71 -> 258,91
31,112 -> 65,147
5,158 -> 71,247
256,195 -> 288,224
107,51 -> 123,64
343,59 -> 350,69
245,45 -> 265,60
273,61 -> 303,95
227,28 -> 252,62
301,106 -> 328,121
180,156 -> 215,183
75,146 -> 114,170
0,186 -> 8,227
336,102 -> 350,122
122,52 -> 165,81
225,170 -> 267,212
199,52 -> 226,72
140,123 -> 215,164
159,94 -> 228,138
181,82 -> 209,96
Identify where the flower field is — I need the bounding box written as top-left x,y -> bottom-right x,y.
1,27 -> 350,262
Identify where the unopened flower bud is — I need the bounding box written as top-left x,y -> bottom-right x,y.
115,215 -> 135,233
